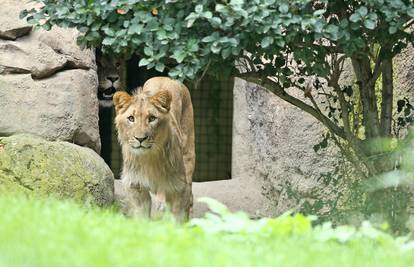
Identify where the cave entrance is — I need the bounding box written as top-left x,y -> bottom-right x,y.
99,57 -> 233,182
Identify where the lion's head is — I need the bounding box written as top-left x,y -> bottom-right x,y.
96,50 -> 122,108
113,89 -> 172,155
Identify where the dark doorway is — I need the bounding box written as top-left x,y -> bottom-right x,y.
190,75 -> 233,181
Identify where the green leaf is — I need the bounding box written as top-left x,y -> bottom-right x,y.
275,39 -> 285,47
173,50 -> 186,63
364,19 -> 376,30
155,62 -> 165,72
185,13 -> 199,28
79,26 -> 89,33
356,6 -> 368,17
128,24 -> 143,35
230,0 -> 244,7
42,23 -> 51,31
324,25 -> 339,40
261,36 -> 273,48
157,30 -> 167,40
144,47 -> 153,56
203,11 -> 213,19
408,8 -> 414,18
187,18 -> 196,28
208,17 -> 222,27
313,9 -> 326,16
195,4 -> 203,13
138,58 -> 151,66
389,26 -> 397,34
102,37 -> 115,46
19,9 -> 28,19
202,35 -> 217,43
211,42 -> 221,53
103,27 -> 115,36
349,13 -> 361,22
278,4 -> 289,14
215,4 -> 227,13
221,47 -> 232,59
198,197 -> 230,216
187,39 -> 199,52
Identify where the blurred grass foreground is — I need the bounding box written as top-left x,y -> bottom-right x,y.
1,197 -> 414,267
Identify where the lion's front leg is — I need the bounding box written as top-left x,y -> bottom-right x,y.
166,184 -> 192,223
123,185 -> 151,219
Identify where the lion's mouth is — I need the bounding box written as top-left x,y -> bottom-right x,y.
98,86 -> 116,100
131,144 -> 152,150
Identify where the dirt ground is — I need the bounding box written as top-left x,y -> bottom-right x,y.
114,178 -> 271,218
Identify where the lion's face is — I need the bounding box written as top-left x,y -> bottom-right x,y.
96,51 -> 122,108
113,90 -> 172,155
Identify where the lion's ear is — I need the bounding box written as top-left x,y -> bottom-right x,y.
149,90 -> 172,113
113,91 -> 132,113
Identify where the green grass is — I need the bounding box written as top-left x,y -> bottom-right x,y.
0,197 -> 413,267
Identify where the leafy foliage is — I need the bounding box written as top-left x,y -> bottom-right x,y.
395,97 -> 414,135
23,0 -> 414,80
1,196 -> 414,267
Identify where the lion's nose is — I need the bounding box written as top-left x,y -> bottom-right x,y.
107,76 -> 119,83
135,136 -> 148,143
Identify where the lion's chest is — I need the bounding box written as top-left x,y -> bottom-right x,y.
122,151 -> 186,194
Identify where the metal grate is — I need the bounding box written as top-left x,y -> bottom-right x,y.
109,116 -> 122,178
189,75 -> 233,182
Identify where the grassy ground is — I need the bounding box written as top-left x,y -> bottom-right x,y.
0,197 -> 413,267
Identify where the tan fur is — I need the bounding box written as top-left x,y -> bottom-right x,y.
113,77 -> 195,222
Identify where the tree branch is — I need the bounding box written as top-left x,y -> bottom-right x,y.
367,46 -> 384,89
328,54 -> 353,138
404,19 -> 414,30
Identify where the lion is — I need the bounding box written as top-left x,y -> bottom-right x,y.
96,50 -> 123,108
113,77 -> 195,222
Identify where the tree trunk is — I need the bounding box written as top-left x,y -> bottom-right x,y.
380,58 -> 393,137
351,56 -> 380,138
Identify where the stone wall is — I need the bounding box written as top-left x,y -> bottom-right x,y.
232,78 -> 349,218
0,0 -> 100,152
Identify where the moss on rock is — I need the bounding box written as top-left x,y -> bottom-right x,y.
0,134 -> 114,206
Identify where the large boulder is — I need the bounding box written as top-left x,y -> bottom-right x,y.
0,0 -> 100,152
0,134 -> 114,207
0,69 -> 99,152
232,78 -> 353,218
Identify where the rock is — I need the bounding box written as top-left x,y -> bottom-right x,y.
0,27 -> 95,79
0,0 -> 100,152
0,134 -> 114,207
0,69 -> 100,152
395,44 -> 414,101
191,179 -> 273,218
32,27 -> 95,70
0,26 -> 32,41
0,39 -> 68,78
0,0 -> 33,40
232,77 -> 351,218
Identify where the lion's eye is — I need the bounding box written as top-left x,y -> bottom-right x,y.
127,115 -> 135,122
148,115 -> 157,122
115,62 -> 121,68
